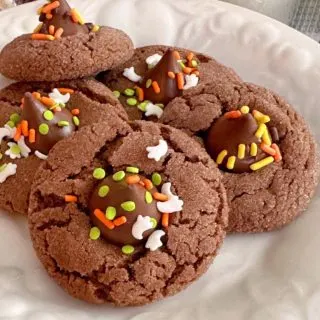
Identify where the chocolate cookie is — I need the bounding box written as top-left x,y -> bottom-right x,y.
98,45 -> 242,121
28,120 -> 228,306
0,0 -> 134,81
0,78 -> 127,215
161,81 -> 320,232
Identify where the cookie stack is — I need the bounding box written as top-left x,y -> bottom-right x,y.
0,0 -> 318,307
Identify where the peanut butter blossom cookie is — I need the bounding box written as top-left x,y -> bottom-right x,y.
0,0 -> 134,81
98,45 -> 241,120
28,120 -> 228,306
161,81 -> 320,232
0,79 -> 127,215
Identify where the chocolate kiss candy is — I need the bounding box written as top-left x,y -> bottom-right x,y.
39,0 -> 89,37
22,92 -> 75,154
142,49 -> 183,104
205,113 -> 261,173
89,174 -> 161,246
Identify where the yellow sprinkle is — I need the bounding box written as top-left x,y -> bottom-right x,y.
250,143 -> 258,156
33,23 -> 43,33
260,115 -> 271,123
226,156 -> 236,170
250,156 -> 274,171
74,8 -> 85,25
262,129 -> 272,146
216,150 -> 228,165
253,110 -> 270,123
238,144 -> 246,159
240,106 -> 250,114
92,24 -> 100,32
255,123 -> 267,139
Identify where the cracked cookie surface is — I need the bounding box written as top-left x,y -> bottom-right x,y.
28,120 -> 228,306
0,79 -> 127,215
0,26 -> 134,82
161,81 -> 320,232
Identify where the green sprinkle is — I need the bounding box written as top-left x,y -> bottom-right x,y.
124,88 -> 135,96
98,185 -> 109,197
113,170 -> 125,181
127,98 -> 137,106
155,103 -> 164,108
126,166 -> 139,174
106,206 -> 116,220
6,121 -> 15,128
58,120 -> 69,127
179,61 -> 186,69
93,168 -> 106,180
121,201 -> 136,212
9,113 -> 20,124
89,227 -> 101,240
138,101 -> 149,112
152,172 -> 162,186
43,110 -> 54,121
73,116 -> 80,126
191,60 -> 198,67
11,144 -> 21,155
122,245 -> 134,255
150,217 -> 157,228
39,123 -> 49,135
0,164 -> 7,172
145,191 -> 153,204
113,90 -> 120,98
146,79 -> 152,88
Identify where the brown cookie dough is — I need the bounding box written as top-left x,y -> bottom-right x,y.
0,0 -> 134,81
161,81 -> 320,233
0,78 -> 127,215
98,45 -> 242,121
28,120 -> 228,306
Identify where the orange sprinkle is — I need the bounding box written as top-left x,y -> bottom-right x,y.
187,52 -> 194,61
42,1 -> 60,14
192,70 -> 200,77
173,50 -> 180,60
58,88 -> 74,94
49,25 -> 55,35
168,71 -> 175,79
162,213 -> 169,228
176,72 -> 184,90
152,81 -> 161,94
271,143 -> 282,162
21,120 -> 29,137
54,27 -> 64,39
46,13 -> 53,20
32,92 -> 41,100
14,124 -> 21,142
64,195 -> 77,203
143,179 -> 153,190
153,192 -> 169,202
139,181 -> 145,187
136,87 -> 144,102
29,129 -> 36,143
31,34 -> 55,41
260,142 -> 276,156
114,216 -> 127,227
41,96 -> 55,107
70,8 -> 84,24
54,106 -> 62,112
94,209 -> 115,230
71,108 -> 80,116
183,67 -> 192,75
224,110 -> 242,119
126,175 -> 140,185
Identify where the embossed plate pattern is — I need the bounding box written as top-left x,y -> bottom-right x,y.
0,0 -> 319,319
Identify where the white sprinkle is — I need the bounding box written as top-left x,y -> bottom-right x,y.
0,125 -> 16,144
49,88 -> 70,105
145,230 -> 165,251
146,139 -> 168,162
122,67 -> 142,82
157,182 -> 184,213
5,142 -> 21,159
145,102 -> 163,119
0,163 -> 17,183
35,151 -> 48,160
183,74 -> 199,90
17,137 -> 31,158
132,215 -> 153,240
146,54 -> 162,69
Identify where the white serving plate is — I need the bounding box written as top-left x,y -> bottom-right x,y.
0,0 -> 319,319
